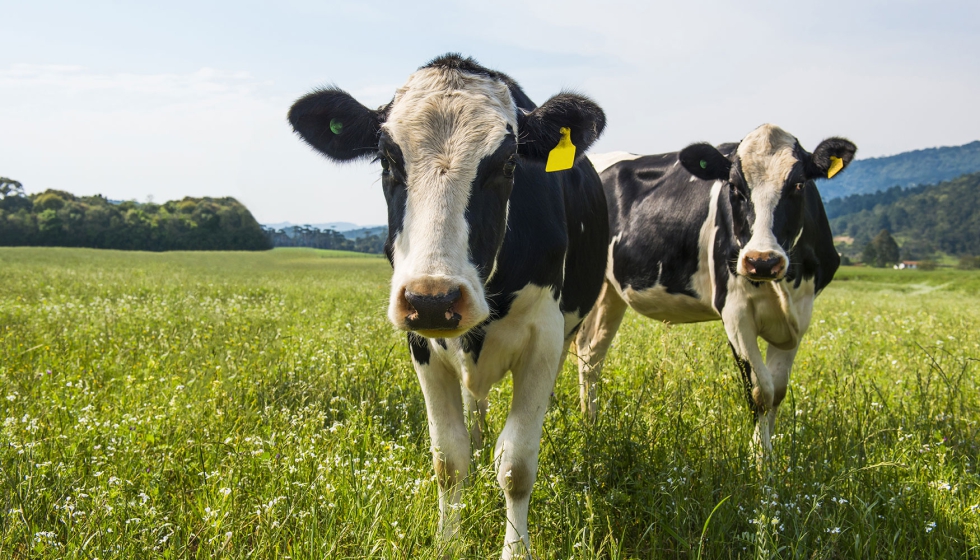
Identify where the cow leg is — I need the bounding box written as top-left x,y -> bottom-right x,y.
575,278 -> 628,419
413,351 -> 470,547
723,312 -> 774,456
463,388 -> 489,451
762,344 -> 799,445
495,314 -> 564,560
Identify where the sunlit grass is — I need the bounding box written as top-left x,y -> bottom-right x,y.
1,249 -> 978,558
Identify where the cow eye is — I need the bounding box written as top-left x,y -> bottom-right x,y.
795,182 -> 804,191
503,157 -> 517,179
379,155 -> 391,172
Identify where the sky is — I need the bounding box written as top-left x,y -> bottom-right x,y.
2,0 -> 979,226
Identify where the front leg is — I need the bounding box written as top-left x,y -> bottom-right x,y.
495,309 -> 564,560
761,344 -> 800,447
722,308 -> 774,455
409,335 -> 470,547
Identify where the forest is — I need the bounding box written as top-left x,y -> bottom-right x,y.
0,181 -> 270,251
829,171 -> 980,261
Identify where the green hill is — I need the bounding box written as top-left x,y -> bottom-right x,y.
830,171 -> 980,260
817,140 -> 980,200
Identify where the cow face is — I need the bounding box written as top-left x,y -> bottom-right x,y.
288,55 -> 605,338
680,124 -> 856,282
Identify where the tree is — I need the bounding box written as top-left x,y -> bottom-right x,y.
0,177 -> 25,199
863,229 -> 901,268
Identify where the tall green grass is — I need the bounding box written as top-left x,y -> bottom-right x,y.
1,248 -> 978,558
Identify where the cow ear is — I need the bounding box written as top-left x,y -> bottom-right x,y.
808,137 -> 857,180
288,87 -> 382,162
517,93 -> 606,163
679,143 -> 732,181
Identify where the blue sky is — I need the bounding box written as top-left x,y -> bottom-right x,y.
2,0 -> 978,225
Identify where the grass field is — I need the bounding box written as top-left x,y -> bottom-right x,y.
1,247 -> 978,559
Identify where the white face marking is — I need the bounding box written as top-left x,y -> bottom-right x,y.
384,67 -> 518,331
735,124 -> 798,277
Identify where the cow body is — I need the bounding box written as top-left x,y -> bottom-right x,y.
577,125 -> 853,454
289,55 -> 608,559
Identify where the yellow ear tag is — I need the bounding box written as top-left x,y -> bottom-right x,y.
545,127 -> 576,172
827,156 -> 844,179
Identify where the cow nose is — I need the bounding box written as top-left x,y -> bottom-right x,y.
404,287 -> 463,331
744,252 -> 785,279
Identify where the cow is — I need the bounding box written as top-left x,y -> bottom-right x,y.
288,54 -> 609,559
576,124 -> 855,455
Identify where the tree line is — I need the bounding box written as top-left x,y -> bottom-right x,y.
830,171 -> 980,264
263,225 -> 386,254
0,182 -> 270,251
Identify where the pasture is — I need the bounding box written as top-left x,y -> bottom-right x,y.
1,247 -> 978,558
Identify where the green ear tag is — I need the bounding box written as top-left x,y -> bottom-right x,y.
699,159 -> 708,169
545,127 -> 576,172
329,118 -> 343,135
827,156 -> 844,179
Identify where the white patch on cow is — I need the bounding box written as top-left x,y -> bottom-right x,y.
689,175 -> 698,183
588,151 -> 641,174
385,66 -> 518,330
622,284 -> 719,324
735,124 -> 798,277
791,225 -> 804,249
608,232 -> 718,324
605,232 -> 622,283
693,180 -> 724,310
580,222 -> 584,233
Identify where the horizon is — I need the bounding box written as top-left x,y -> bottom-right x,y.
3,1 -> 979,225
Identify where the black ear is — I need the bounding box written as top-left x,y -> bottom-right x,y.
517,93 -> 606,161
678,143 -> 732,181
288,87 -> 382,162
808,137 -> 857,180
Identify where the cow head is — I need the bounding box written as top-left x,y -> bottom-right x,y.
288,55 -> 604,337
679,124 -> 856,282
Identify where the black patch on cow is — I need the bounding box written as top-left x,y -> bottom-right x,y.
435,338 -> 448,350
461,324 -> 487,361
728,343 -> 759,417
558,160 -> 609,320
408,333 -> 430,365
379,133 -> 408,265
466,135 -> 518,281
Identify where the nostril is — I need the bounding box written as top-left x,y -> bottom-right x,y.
404,287 -> 462,320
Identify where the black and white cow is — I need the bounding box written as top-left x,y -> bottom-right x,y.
576,124 -> 854,454
288,55 -> 608,558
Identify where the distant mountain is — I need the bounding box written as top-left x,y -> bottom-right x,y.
830,171 -> 980,259
817,140 -> 980,200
